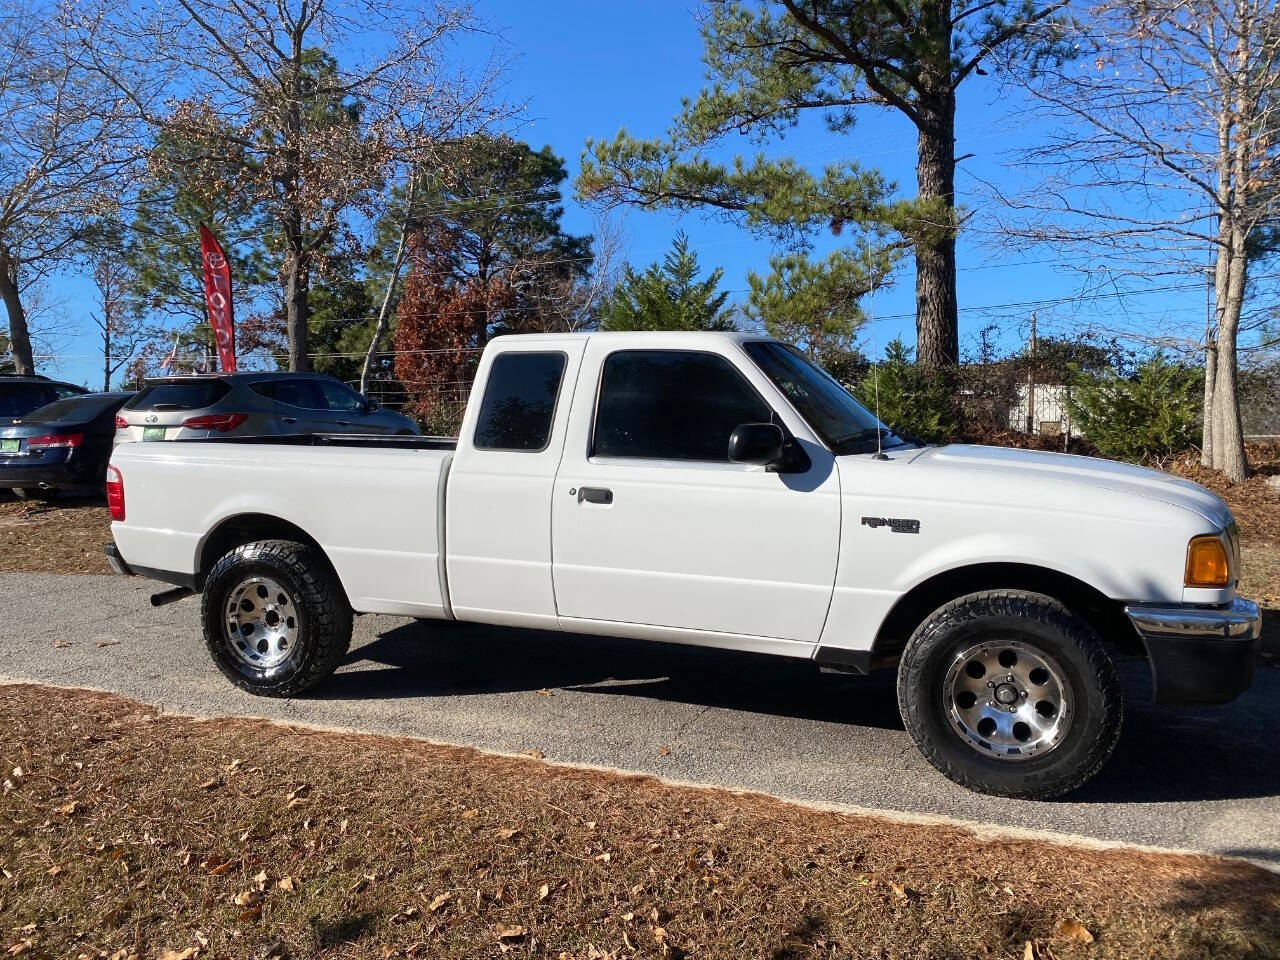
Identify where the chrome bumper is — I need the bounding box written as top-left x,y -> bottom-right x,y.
1124,597 -> 1262,705
1124,597 -> 1261,641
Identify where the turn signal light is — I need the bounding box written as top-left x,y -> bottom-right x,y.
1185,535 -> 1230,587
182,413 -> 248,432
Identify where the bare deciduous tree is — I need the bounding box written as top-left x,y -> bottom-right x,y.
83,0 -> 500,372
990,0 -> 1280,481
0,1 -> 142,375
87,245 -> 146,390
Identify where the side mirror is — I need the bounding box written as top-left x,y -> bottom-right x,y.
728,422 -> 786,466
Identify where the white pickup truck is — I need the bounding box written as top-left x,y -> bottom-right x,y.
104,331 -> 1262,799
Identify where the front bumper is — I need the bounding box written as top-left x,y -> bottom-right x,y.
1125,597 -> 1262,705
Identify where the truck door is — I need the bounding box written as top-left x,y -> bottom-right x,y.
551,342 -> 841,647
445,338 -> 586,630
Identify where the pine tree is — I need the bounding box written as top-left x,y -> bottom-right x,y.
598,234 -> 735,332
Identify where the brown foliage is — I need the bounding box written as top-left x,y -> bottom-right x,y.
393,234 -> 510,434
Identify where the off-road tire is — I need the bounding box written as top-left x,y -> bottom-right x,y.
201,539 -> 352,697
897,589 -> 1122,800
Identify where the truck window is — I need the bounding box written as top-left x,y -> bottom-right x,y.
473,352 -> 567,451
592,350 -> 773,461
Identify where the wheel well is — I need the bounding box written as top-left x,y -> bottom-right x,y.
197,514 -> 329,587
871,563 -> 1139,666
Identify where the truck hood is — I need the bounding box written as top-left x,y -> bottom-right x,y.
908,444 -> 1232,529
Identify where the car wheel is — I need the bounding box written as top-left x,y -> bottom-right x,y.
897,589 -> 1122,800
201,539 -> 352,697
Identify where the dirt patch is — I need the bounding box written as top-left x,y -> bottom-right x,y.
1,684 -> 1277,960
0,494 -> 112,575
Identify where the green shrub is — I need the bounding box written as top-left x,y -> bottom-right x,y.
1064,354 -> 1202,462
854,339 -> 957,444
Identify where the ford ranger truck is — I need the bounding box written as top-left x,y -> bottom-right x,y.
103,332 -> 1263,799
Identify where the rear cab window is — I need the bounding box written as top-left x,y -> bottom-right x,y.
473,352 -> 567,451
128,380 -> 231,412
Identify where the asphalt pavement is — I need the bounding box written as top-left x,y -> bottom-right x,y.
2,571 -> 1278,863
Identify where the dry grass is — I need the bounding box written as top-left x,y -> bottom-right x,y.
0,494 -> 112,575
2,684 -> 1278,960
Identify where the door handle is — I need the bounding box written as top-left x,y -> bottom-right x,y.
576,486 -> 613,505
280,416 -> 298,424
336,420 -> 352,427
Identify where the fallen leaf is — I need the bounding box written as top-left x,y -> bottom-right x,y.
653,927 -> 668,946
1054,920 -> 1095,944
6,941 -> 32,957
460,808 -> 479,820
198,778 -> 218,791
497,827 -> 521,840
523,749 -> 545,759
158,950 -> 197,960
658,745 -> 671,757
11,767 -> 22,778
538,883 -> 550,901
593,852 -> 611,863
231,889 -> 260,907
96,639 -> 120,648
237,905 -> 262,922
536,689 -> 554,697
253,869 -> 269,889
339,818 -> 349,835
277,876 -> 297,893
56,801 -> 79,816
1023,943 -> 1035,960
495,924 -> 527,941
46,864 -> 62,877
225,758 -> 243,773
427,892 -> 452,912
207,860 -> 233,876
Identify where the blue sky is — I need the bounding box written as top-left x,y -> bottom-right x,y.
41,0 -> 1222,387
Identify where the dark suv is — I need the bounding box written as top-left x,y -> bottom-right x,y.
0,374 -> 88,421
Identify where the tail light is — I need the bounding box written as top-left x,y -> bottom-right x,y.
182,413 -> 248,432
114,414 -> 128,429
27,433 -> 84,450
105,465 -> 125,521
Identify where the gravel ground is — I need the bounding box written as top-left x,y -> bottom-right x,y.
2,571 -> 1278,866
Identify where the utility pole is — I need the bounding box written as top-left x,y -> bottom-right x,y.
1026,312 -> 1037,434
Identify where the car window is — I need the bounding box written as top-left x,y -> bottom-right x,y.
0,384 -> 55,418
251,379 -> 329,411
21,394 -> 128,423
473,352 -> 566,451
318,380 -> 367,413
129,380 -> 231,411
592,350 -> 774,461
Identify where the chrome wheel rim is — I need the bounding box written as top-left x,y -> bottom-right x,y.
943,639 -> 1073,762
223,576 -> 299,671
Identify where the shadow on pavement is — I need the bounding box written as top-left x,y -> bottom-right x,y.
322,617 -> 904,731
317,617 -> 1280,804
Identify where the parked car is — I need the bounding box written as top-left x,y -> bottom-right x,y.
0,373 -> 88,421
2,391 -> 134,498
114,372 -> 419,442
104,332 -> 1261,800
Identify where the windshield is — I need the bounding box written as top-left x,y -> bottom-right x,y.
743,341 -> 910,455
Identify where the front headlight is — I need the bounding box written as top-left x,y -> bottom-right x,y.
1185,534 -> 1231,588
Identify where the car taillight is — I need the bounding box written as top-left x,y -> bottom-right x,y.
105,465 -> 125,521
27,433 -> 84,450
114,414 -> 128,429
181,413 -> 248,432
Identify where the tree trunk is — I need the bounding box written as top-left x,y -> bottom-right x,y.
361,175 -> 419,395
0,246 -> 34,376
1211,224 -> 1249,482
914,90 -> 959,373
102,320 -> 111,392
285,239 -> 310,372
1201,330 -> 1216,466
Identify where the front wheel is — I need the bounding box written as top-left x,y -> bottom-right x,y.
897,590 -> 1122,800
201,539 -> 352,697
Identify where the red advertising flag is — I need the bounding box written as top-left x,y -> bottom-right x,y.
198,224 -> 236,372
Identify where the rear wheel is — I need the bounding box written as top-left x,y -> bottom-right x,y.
201,539 -> 352,697
897,590 -> 1122,799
